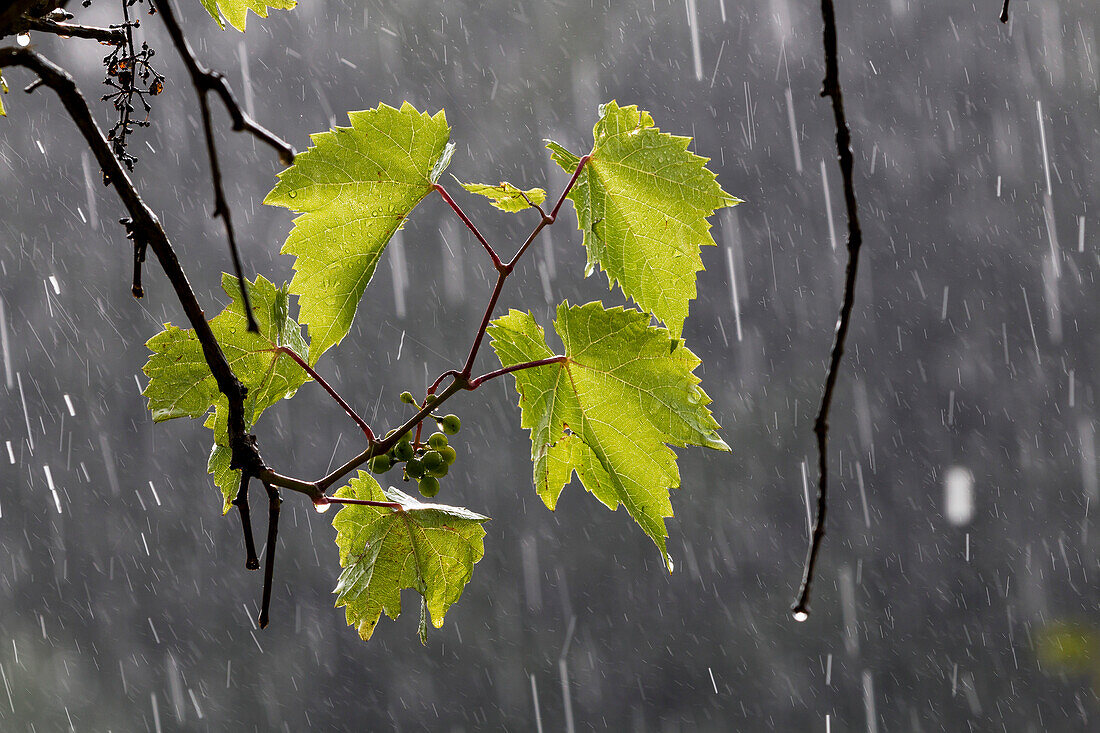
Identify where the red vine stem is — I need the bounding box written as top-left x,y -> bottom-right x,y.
433,184 -> 504,271
272,346 -> 374,441
460,154 -> 591,379
468,356 -> 566,388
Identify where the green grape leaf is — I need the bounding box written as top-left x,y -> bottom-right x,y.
142,274 -> 310,510
458,179 -> 546,213
546,101 -> 741,337
488,301 -> 728,570
264,103 -> 454,364
199,0 -> 296,32
332,472 -> 488,643
0,72 -> 8,116
207,443 -> 239,512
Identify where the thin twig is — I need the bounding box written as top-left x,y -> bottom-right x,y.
468,355 -> 566,388
152,0 -> 294,163
257,481 -> 281,628
1000,0 -> 1010,24
20,17 -> 126,44
198,88 -> 259,332
517,189 -> 547,218
131,238 -> 146,297
122,217 -> 149,297
549,155 -> 591,221
791,0 -> 865,621
428,369 -> 464,394
259,469 -> 320,498
274,346 -> 374,440
232,473 -> 260,570
434,184 -> 503,271
154,0 -> 266,331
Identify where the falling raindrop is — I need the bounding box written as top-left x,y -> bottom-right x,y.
944,466 -> 975,527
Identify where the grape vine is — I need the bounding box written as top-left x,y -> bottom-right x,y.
1,0 -> 739,644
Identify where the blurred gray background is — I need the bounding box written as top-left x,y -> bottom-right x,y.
1,0 -> 1097,729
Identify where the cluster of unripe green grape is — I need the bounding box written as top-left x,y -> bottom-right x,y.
369,391 -> 461,498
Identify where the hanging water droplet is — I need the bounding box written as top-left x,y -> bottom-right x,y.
792,610 -> 809,622
16,34 -> 30,47
314,498 -> 332,513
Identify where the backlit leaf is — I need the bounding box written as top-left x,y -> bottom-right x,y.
332,472 -> 488,642
265,102 -> 454,364
546,102 -> 740,337
458,180 -> 546,213
199,0 -> 296,32
489,301 -> 728,569
142,274 -> 309,510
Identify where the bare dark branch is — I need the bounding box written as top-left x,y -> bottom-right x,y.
1000,0 -> 1010,24
20,17 -> 127,44
196,87 -> 260,331
153,0 -> 283,332
258,481 -> 282,628
791,0 -> 865,621
233,473 -> 261,570
153,0 -> 294,164
0,47 -> 323,510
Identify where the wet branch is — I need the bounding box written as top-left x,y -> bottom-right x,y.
152,0 -> 293,163
19,16 -> 126,44
257,481 -> 282,628
792,0 -> 865,620
1000,0 -> 1010,24
0,46 -> 321,513
154,0 -> 296,333
232,474 -> 261,570
0,45 -> 331,636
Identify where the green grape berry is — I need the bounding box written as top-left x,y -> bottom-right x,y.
394,440 -> 415,461
427,432 -> 448,450
440,414 -> 461,435
399,391 -> 415,404
405,457 -> 425,479
370,454 -> 392,473
418,476 -> 440,498
440,445 -> 457,465
422,450 -> 444,471
428,462 -> 449,479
